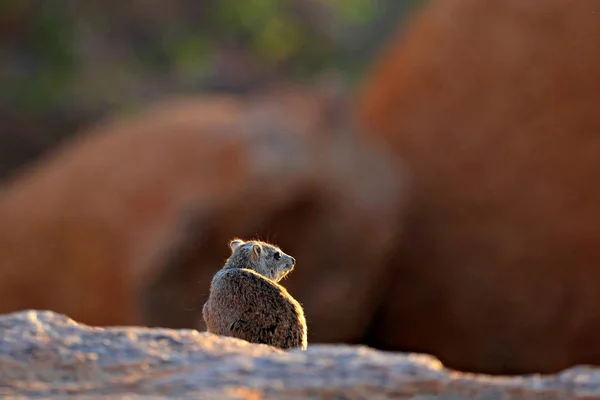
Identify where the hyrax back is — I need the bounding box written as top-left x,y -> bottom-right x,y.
202,238 -> 307,350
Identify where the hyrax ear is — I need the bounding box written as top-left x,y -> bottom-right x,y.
251,243 -> 262,261
229,239 -> 245,252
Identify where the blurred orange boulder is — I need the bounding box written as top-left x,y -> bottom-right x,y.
358,0 -> 600,374
0,84 -> 404,347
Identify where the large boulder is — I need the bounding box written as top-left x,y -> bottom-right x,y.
0,84 -> 404,346
2,310 -> 600,399
358,0 -> 600,374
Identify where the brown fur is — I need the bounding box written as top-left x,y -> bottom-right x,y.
203,239 -> 307,350
358,0 -> 600,374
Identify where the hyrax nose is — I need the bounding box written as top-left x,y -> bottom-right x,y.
287,256 -> 296,266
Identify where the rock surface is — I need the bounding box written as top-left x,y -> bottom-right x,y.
357,0 -> 600,374
2,310 -> 600,399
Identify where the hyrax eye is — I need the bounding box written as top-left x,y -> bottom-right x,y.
273,251 -> 281,261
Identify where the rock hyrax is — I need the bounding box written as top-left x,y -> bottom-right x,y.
202,238 -> 307,350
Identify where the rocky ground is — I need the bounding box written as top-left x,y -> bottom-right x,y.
1,310 -> 599,399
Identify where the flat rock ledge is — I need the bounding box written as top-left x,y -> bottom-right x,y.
0,311 -> 599,399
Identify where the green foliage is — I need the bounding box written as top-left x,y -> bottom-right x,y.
210,0 -> 377,69
332,0 -> 377,23
164,32 -> 212,82
2,1 -> 75,110
1,0 -> 408,113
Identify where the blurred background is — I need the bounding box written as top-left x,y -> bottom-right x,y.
0,0 -> 422,180
4,0 -> 600,379
0,0 -> 417,368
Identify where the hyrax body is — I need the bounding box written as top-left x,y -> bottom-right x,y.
202,239 -> 307,350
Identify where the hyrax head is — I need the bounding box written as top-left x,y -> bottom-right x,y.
227,238 -> 296,282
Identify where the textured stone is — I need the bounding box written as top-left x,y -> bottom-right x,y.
2,310 -> 600,399
358,0 -> 600,374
